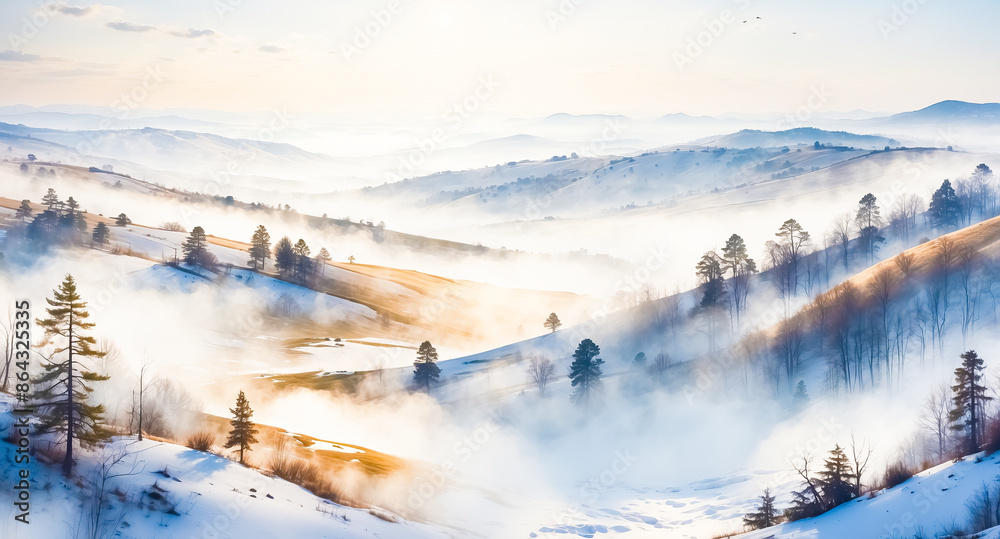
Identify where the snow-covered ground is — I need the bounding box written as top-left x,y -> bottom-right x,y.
739,454 -> 1000,539
0,396 -> 450,539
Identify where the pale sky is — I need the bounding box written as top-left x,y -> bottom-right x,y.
0,0 -> 997,116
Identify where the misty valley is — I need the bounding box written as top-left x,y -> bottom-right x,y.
2,2 -> 1000,538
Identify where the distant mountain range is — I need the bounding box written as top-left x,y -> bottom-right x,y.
882,100 -> 1000,125
695,127 -> 899,149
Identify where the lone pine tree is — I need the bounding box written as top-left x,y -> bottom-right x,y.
792,380 -> 810,410
949,350 -> 992,454
816,444 -> 858,507
225,390 -> 259,465
182,226 -> 210,268
32,274 -> 110,476
412,341 -> 441,392
929,179 -> 963,229
568,339 -> 603,406
743,487 -> 780,530
544,312 -> 562,333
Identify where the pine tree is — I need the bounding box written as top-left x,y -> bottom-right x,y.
25,209 -> 60,248
292,239 -> 311,279
696,251 -> 727,308
816,444 -> 857,507
64,196 -> 79,215
114,213 -> 131,227
42,188 -> 60,211
855,193 -> 884,263
32,274 -> 110,476
315,247 -> 331,275
273,236 -> 296,276
412,341 -> 441,392
633,352 -> 647,368
743,488 -> 780,530
775,219 -> 810,292
92,222 -> 110,246
16,199 -> 32,222
62,197 -> 87,234
248,225 -> 271,270
224,390 -> 258,465
792,380 -> 810,410
544,312 -> 562,333
949,350 -> 992,454
929,179 -> 963,229
568,339 -> 603,406
721,234 -> 757,323
182,226 -> 210,268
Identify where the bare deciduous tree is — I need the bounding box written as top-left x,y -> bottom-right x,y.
928,237 -> 958,354
75,443 -> 144,539
957,245 -> 983,346
0,308 -> 14,391
829,213 -> 854,273
918,384 -> 952,462
526,354 -> 555,397
894,251 -> 916,277
850,432 -> 874,494
650,351 -> 675,384
775,317 -> 806,394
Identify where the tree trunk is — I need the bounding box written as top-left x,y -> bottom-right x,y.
65,309 -> 74,476
138,368 -> 144,442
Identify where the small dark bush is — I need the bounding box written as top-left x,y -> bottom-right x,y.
982,416 -> 1000,455
272,457 -> 311,485
881,461 -> 916,490
966,482 -> 1000,532
185,430 -> 215,452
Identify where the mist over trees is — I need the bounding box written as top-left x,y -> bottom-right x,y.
32,274 -> 110,476
412,341 -> 441,392
949,350 -> 991,454
182,226 -> 216,271
568,339 -> 603,407
662,163 -> 1000,403
248,225 -> 271,270
544,312 -> 562,333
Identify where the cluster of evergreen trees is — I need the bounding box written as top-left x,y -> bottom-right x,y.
5,190 -> 93,253
0,189 -> 137,262
246,224 -> 331,282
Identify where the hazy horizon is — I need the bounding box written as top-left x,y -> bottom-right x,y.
2,0 -> 998,117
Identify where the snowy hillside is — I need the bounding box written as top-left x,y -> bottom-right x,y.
739,454 -> 1000,539
0,397 -> 449,539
